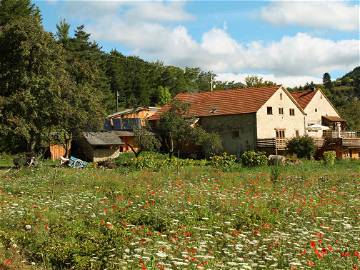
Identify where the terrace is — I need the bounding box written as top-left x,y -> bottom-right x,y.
257,131 -> 360,152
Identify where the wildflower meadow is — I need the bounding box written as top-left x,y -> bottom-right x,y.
0,160 -> 359,269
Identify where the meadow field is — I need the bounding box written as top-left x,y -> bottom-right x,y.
0,159 -> 359,269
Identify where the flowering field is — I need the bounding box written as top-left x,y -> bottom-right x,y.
0,161 -> 359,269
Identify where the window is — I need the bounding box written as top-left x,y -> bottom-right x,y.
289,108 -> 295,116
232,130 -> 239,138
276,129 -> 285,138
315,108 -> 317,112
280,93 -> 283,100
267,107 -> 273,115
295,130 -> 300,137
279,108 -> 284,115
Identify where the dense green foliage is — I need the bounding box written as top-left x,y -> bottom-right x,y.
131,128 -> 161,158
240,151 -> 268,167
157,100 -> 223,158
323,150 -> 336,166
287,136 -> 316,159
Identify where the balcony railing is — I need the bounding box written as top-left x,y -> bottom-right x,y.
257,138 -> 287,150
323,131 -> 359,138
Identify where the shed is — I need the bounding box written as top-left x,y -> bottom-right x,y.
79,132 -> 124,162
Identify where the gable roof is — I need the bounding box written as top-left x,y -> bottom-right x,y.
290,89 -> 317,109
150,85 -> 283,120
107,107 -> 159,119
82,132 -> 124,146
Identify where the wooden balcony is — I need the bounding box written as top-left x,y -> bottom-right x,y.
342,138 -> 360,148
257,138 -> 287,150
323,131 -> 359,139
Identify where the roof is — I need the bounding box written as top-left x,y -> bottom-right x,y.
107,107 -> 160,119
290,90 -> 317,109
82,132 -> 124,146
322,115 -> 346,122
111,131 -> 135,137
150,85 -> 282,120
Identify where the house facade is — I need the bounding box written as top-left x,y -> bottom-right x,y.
105,107 -> 160,153
291,89 -> 360,159
150,85 -> 360,159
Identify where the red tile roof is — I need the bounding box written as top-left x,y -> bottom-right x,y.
150,85 -> 281,120
290,90 -> 317,109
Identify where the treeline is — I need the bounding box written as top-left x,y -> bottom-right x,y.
0,0 -> 242,153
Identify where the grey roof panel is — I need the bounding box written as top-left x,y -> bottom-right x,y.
82,132 -> 124,146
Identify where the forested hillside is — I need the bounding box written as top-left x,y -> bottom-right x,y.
324,67 -> 360,132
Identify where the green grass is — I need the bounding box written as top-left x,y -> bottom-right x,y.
0,160 -> 359,269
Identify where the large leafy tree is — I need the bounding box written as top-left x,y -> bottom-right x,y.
158,100 -> 222,158
0,11 -> 107,153
0,16 -> 72,151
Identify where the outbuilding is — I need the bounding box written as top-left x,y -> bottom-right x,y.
78,132 -> 124,162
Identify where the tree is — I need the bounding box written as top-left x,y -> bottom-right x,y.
0,17 -> 72,151
127,128 -> 161,158
157,86 -> 172,105
244,76 -> 276,87
56,19 -> 70,44
287,136 -> 316,159
0,14 -> 107,153
323,72 -> 332,91
158,100 -> 222,158
0,0 -> 40,27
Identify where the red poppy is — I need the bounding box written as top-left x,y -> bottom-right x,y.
3,259 -> 12,266
341,251 -> 350,257
327,245 -> 334,252
307,260 -> 315,267
354,251 -> 360,259
310,241 -> 316,249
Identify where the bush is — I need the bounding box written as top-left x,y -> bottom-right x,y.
287,136 -> 315,159
115,151 -> 205,171
209,153 -> 237,170
323,151 -> 336,165
241,151 -> 267,167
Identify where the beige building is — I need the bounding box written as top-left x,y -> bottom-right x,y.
150,85 -> 360,159
151,85 -> 307,156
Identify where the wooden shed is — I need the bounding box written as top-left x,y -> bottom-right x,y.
79,132 -> 124,162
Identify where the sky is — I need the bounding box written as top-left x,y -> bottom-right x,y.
35,0 -> 360,87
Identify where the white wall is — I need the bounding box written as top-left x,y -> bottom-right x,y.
304,90 -> 339,126
256,87 -> 306,139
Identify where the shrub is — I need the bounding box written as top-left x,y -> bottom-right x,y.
241,151 -> 267,167
323,151 -> 336,165
115,151 -> 205,171
209,153 -> 237,170
287,136 -> 315,159
270,165 -> 281,183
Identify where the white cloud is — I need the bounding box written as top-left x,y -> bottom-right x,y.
260,1 -> 359,31
216,73 -> 322,88
58,1 -> 359,86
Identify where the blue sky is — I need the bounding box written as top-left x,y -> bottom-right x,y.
35,0 -> 360,87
